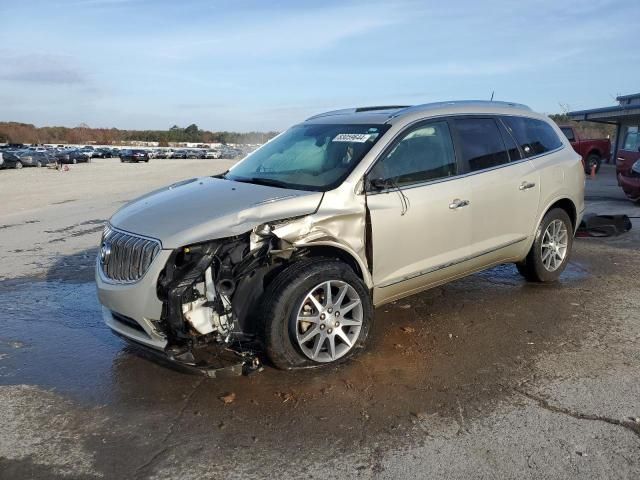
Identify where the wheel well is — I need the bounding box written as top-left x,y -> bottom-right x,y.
586,149 -> 601,158
548,198 -> 577,229
298,245 -> 364,280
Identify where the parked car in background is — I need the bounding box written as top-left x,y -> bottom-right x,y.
96,100 -> 584,372
559,125 -> 610,173
0,143 -> 26,150
95,147 -> 112,158
1,150 -> 27,169
220,147 -> 243,159
615,125 -> 640,202
204,149 -> 221,159
62,149 -> 91,164
120,149 -> 150,163
79,146 -> 98,158
154,150 -> 168,159
185,149 -> 200,159
18,150 -> 52,167
171,149 -> 187,159
54,149 -> 73,164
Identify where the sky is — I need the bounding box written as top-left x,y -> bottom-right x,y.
1,0 -> 638,132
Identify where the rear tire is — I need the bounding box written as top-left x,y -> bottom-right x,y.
36,161 -> 42,168
261,258 -> 373,370
72,158 -> 77,164
15,161 -> 23,169
516,208 -> 573,282
585,153 -> 601,174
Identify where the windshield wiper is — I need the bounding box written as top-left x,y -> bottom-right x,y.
232,176 -> 291,189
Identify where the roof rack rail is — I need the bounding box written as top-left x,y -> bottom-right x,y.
387,100 -> 531,119
354,105 -> 411,113
306,108 -> 356,121
306,105 -> 411,121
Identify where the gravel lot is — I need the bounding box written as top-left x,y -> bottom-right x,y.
0,160 -> 638,479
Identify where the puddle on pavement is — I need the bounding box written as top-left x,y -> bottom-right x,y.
0,260 -> 597,451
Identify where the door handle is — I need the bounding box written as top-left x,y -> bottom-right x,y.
519,181 -> 536,191
449,199 -> 470,209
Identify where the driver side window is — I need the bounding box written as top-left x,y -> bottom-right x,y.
368,121 -> 456,187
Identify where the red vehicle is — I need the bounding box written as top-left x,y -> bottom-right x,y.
559,125 -> 611,173
616,127 -> 640,202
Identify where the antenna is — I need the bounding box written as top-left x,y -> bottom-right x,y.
490,91 -> 495,101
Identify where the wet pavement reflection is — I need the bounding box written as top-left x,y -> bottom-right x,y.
0,260 -> 592,424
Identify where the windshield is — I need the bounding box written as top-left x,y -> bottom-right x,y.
225,123 -> 389,191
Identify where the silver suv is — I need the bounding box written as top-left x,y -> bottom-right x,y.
96,101 -> 584,370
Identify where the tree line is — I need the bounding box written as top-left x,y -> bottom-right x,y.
0,122 -> 279,146
1,116 -> 617,146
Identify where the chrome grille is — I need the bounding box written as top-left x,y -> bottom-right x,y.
100,225 -> 161,283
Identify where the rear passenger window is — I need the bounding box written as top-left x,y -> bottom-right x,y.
503,117 -> 563,157
498,120 -> 522,161
454,118 -> 510,172
560,127 -> 575,142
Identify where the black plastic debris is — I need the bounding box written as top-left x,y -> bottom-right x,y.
577,214 -> 632,237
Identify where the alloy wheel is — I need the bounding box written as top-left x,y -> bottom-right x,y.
541,219 -> 568,272
295,280 -> 363,362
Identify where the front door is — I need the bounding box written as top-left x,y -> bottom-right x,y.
365,119 -> 473,305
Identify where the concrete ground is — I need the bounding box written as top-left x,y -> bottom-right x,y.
0,160 -> 638,479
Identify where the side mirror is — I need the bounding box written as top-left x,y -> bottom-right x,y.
368,177 -> 390,191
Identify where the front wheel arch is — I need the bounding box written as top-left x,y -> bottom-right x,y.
294,243 -> 373,289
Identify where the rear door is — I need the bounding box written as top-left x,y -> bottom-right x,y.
451,116 -> 540,265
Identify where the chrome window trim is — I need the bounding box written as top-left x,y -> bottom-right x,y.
364,113 -> 565,195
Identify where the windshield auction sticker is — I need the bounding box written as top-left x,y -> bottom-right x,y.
332,133 -> 372,143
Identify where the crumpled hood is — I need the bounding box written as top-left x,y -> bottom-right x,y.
109,177 -> 323,248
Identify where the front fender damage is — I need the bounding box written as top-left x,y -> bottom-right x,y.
155,203 -> 369,377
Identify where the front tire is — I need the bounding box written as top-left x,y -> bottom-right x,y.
516,208 -> 573,282
261,258 -> 373,369
15,161 -> 23,169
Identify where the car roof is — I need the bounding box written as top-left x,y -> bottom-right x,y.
303,100 -> 535,126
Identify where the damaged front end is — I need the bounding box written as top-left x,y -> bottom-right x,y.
155,225 -> 294,376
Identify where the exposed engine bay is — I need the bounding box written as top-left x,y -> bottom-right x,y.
155,225 -> 295,375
